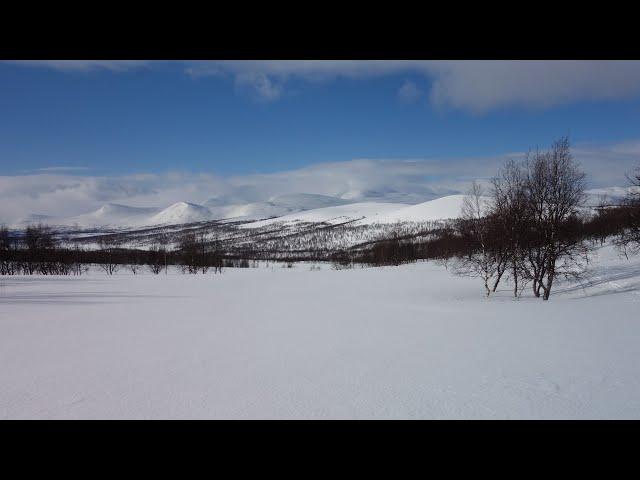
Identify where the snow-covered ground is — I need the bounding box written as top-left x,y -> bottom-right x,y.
1,244 -> 639,419
242,202 -> 409,228
355,195 -> 470,225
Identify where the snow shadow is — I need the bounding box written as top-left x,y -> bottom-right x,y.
553,264 -> 640,299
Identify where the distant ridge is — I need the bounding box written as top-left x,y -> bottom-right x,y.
13,188 -> 628,230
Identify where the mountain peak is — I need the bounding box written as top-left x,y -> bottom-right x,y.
149,202 -> 211,225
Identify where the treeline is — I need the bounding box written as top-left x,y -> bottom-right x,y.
0,225 -> 88,275
337,225 -> 462,267
0,225 -> 256,276
0,226 -> 172,276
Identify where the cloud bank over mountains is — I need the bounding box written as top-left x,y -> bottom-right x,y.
9,60 -> 640,112
1,140 -> 638,224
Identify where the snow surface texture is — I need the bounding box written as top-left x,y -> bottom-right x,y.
1,243 -> 639,419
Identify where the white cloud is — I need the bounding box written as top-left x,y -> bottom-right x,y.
234,72 -> 283,102
185,60 -> 640,112
6,60 -> 150,72
185,60 -> 423,82
426,61 -> 640,113
11,60 -> 640,111
0,171 -> 229,224
1,140 -> 638,225
397,81 -> 423,103
30,166 -> 90,173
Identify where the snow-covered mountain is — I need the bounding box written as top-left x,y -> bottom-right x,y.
36,202 -> 215,228
46,204 -> 161,228
15,188 -> 627,230
148,202 -> 212,225
205,193 -> 352,221
10,195 -> 483,229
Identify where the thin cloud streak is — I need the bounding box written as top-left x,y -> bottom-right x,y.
7,60 -> 151,72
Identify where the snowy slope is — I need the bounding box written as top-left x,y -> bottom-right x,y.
1,242 -> 639,419
61,204 -> 161,228
244,194 -> 483,229
205,193 -> 352,221
148,202 -> 212,225
355,195 -> 469,225
242,202 -> 409,228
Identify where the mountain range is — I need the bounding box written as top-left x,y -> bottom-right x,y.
11,188 -> 629,230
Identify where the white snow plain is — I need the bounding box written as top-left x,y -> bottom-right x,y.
1,243 -> 639,419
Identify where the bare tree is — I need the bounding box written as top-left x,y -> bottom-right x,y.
98,236 -> 121,275
616,165 -> 640,255
179,232 -> 199,274
129,255 -> 142,275
492,158 -> 529,297
210,235 -> 224,274
22,224 -> 58,275
519,137 -> 589,300
454,181 -> 500,296
0,225 -> 16,275
453,137 -> 591,301
147,242 -> 166,274
196,231 -> 210,274
70,244 -> 88,275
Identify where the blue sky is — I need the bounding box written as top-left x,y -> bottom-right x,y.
2,60 -> 640,222
2,60 -> 640,176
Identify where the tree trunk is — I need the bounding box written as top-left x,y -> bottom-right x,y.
542,268 -> 555,301
492,268 -> 505,293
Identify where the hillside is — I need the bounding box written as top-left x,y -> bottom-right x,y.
62,204 -> 161,228
242,202 -> 410,229
148,202 -> 212,225
355,195 -> 468,225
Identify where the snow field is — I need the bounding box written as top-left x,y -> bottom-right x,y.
0,244 -> 638,419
